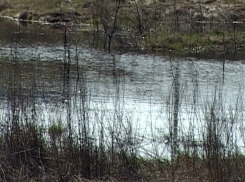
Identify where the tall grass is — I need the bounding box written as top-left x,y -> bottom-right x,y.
1,20 -> 245,182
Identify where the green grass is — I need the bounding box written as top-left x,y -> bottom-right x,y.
2,0 -> 245,55
142,27 -> 245,55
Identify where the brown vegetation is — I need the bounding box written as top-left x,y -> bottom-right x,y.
1,2 -> 245,180
1,0 -> 245,54
1,120 -> 245,182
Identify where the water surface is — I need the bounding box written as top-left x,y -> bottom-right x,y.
1,19 -> 245,157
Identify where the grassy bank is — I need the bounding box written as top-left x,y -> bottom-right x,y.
1,0 -> 245,54
0,0 -> 87,16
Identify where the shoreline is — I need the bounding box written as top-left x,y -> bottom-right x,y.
1,0 -> 245,56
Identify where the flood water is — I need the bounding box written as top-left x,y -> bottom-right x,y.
1,19 -> 245,157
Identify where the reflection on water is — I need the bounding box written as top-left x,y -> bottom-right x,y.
1,19 -> 245,157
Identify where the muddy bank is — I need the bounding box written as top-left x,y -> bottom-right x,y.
15,10 -> 82,24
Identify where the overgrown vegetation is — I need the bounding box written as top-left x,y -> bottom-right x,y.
1,0 -> 245,54
0,42 -> 245,181
1,0 -> 245,181
1,99 -> 245,181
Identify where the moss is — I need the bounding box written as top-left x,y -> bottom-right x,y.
48,122 -> 65,141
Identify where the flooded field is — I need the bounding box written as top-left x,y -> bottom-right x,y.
1,18 -> 245,160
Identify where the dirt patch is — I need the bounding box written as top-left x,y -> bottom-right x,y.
39,11 -> 81,23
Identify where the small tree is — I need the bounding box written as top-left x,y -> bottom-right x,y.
92,0 -> 122,52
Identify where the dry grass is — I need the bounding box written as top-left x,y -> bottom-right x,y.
1,3 -> 245,180
0,119 -> 245,181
